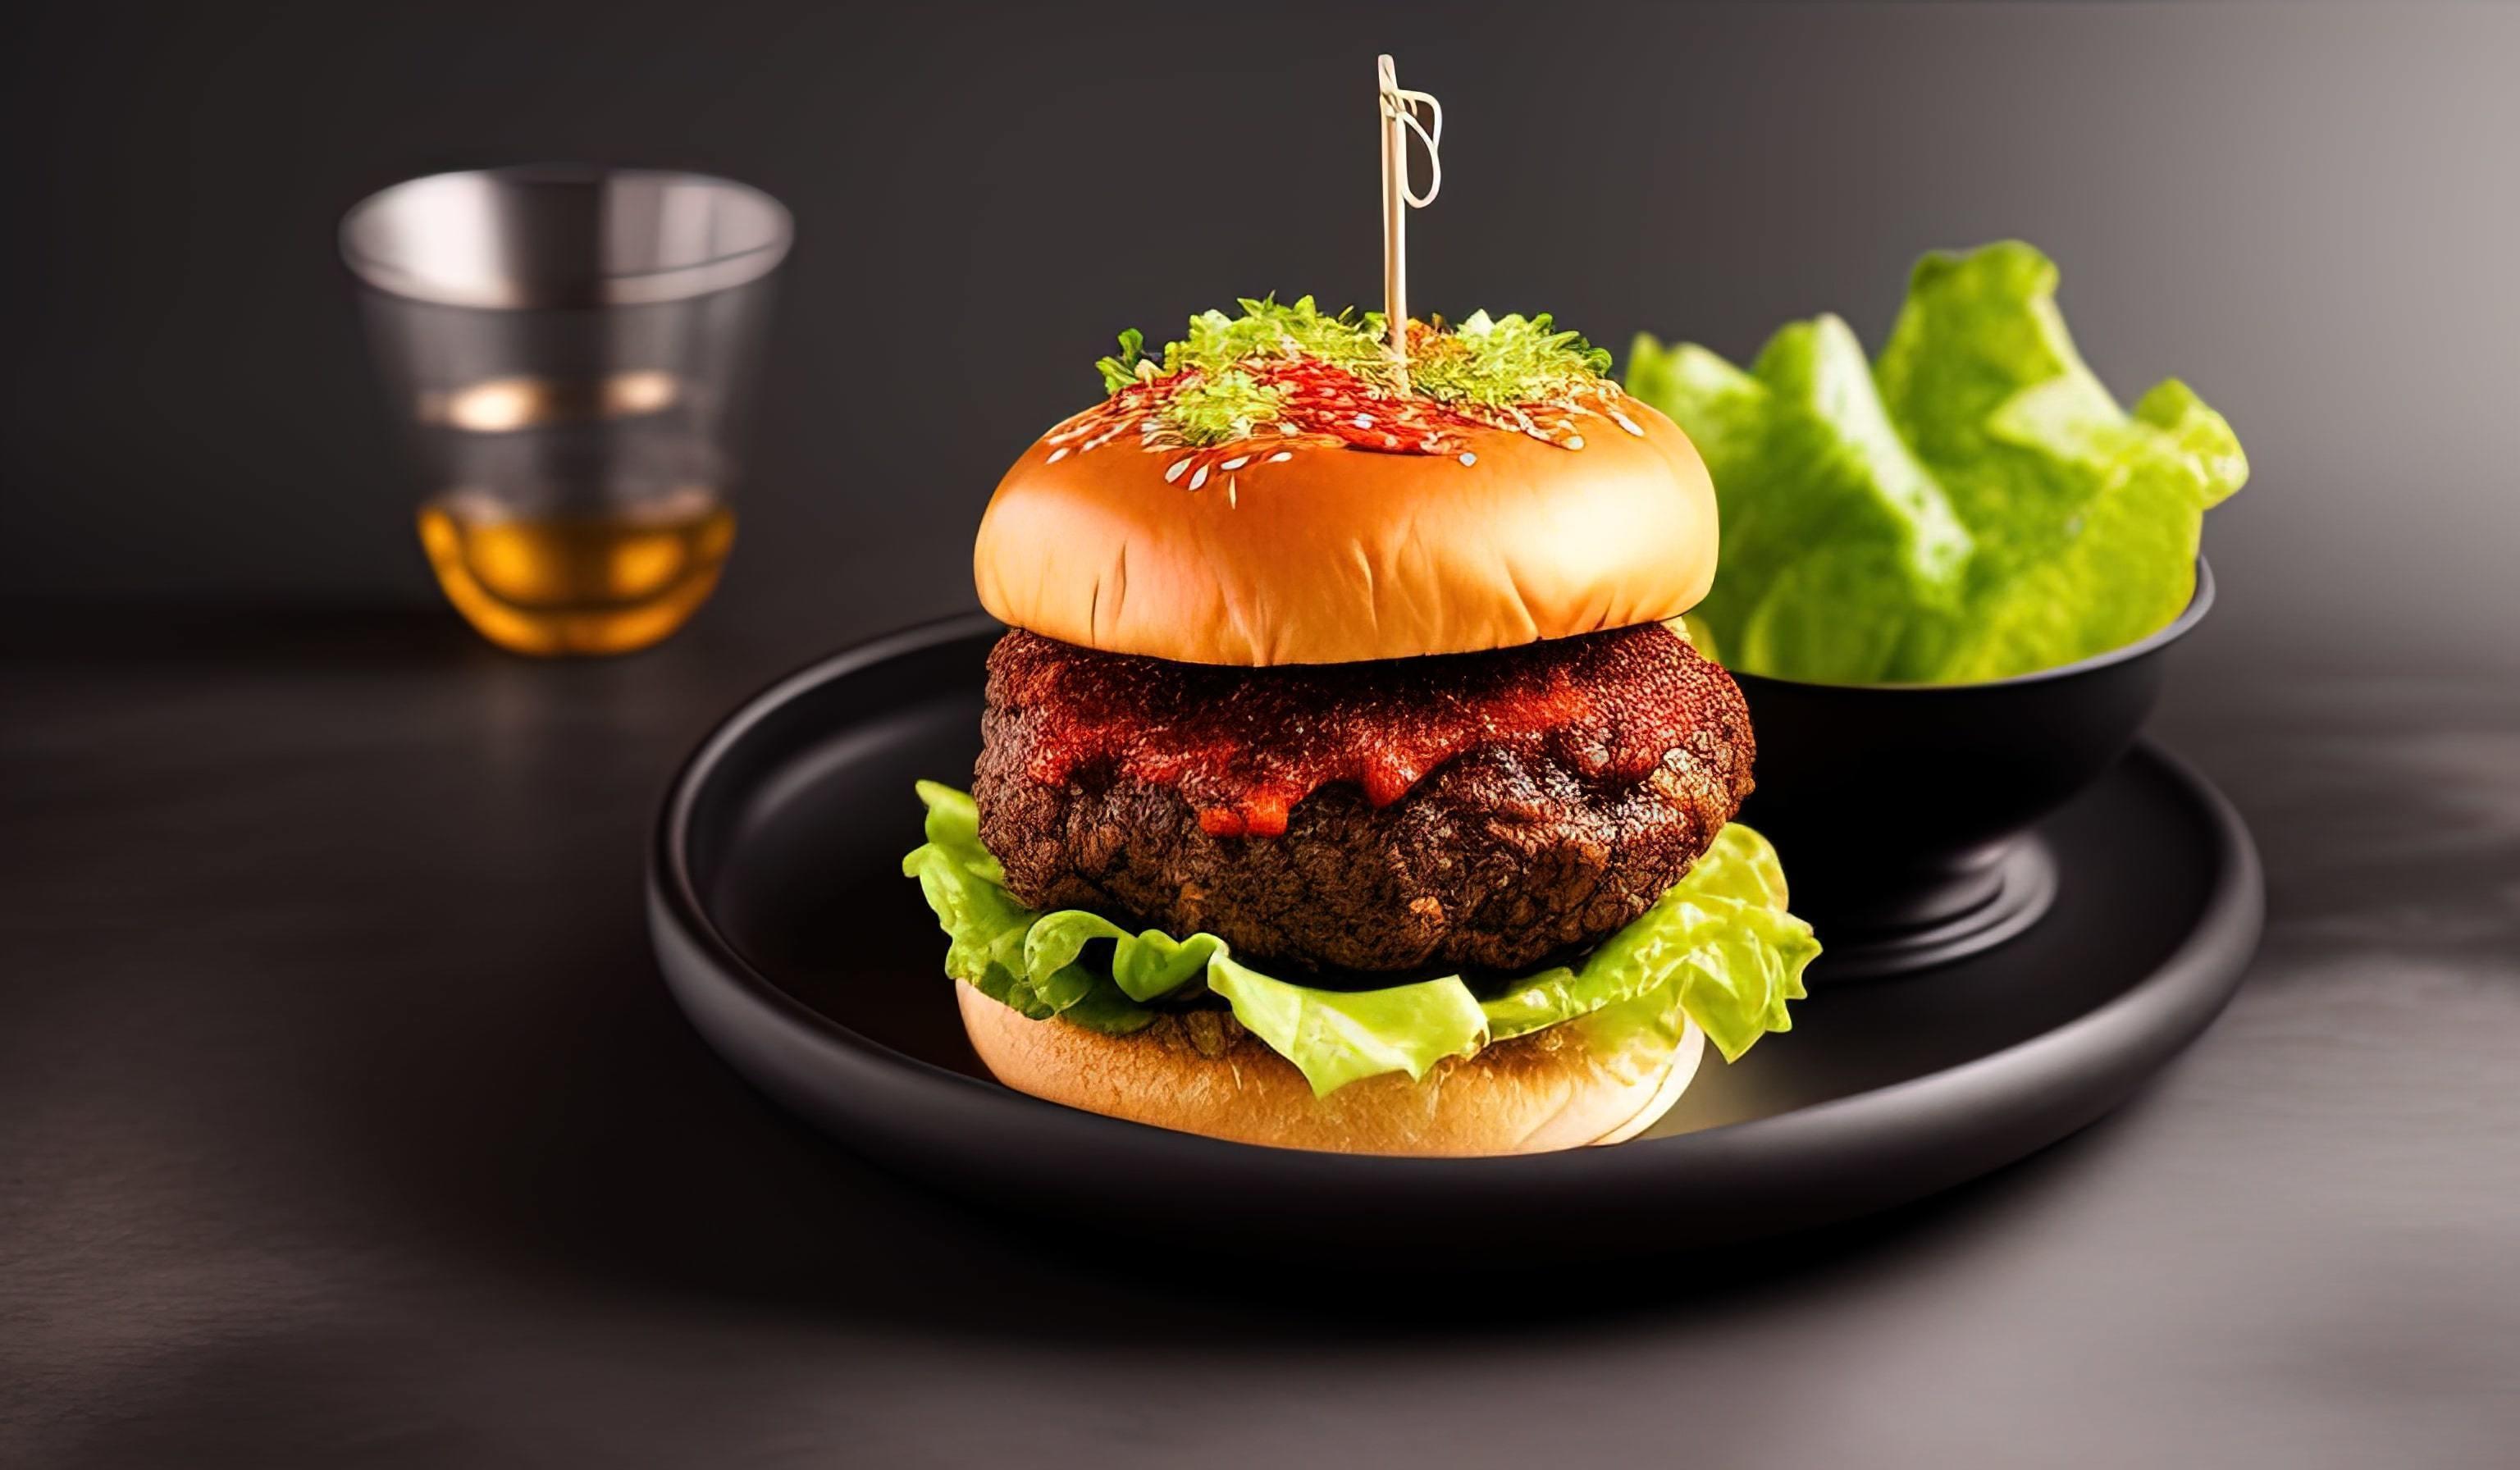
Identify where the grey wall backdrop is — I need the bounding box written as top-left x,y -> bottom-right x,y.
6,2 -> 2515,679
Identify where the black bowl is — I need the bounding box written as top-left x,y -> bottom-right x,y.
1732,559 -> 2216,980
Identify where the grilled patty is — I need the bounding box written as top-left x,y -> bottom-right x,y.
973,624 -> 1755,974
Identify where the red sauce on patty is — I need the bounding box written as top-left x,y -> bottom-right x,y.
988,623 -> 1728,838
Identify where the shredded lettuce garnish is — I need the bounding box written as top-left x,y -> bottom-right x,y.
1092,294 -> 1616,447
1406,309 -> 1616,409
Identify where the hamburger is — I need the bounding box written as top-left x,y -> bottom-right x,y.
905,296 -> 1817,1157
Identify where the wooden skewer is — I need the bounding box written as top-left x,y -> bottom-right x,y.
1378,55 -> 1443,389
1379,55 -> 1408,382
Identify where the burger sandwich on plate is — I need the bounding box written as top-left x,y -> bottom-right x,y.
905,297 -> 1818,1157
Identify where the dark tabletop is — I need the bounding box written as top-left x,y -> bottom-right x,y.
7,3 -> 2520,1465
7,588 -> 2518,1468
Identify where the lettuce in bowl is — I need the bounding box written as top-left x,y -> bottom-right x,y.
1628,241 -> 2248,684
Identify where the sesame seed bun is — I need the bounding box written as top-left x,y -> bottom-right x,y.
954,982 -> 1704,1157
973,396 -> 1718,666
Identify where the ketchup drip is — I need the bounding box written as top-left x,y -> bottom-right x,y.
988,626 -> 1722,838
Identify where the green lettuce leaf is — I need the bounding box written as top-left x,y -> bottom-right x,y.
903,784 -> 1817,1096
1630,317 -> 1972,684
901,783 -> 1152,1032
1627,241 -> 2247,683
1478,824 -> 1815,1065
1204,955 -> 1491,1097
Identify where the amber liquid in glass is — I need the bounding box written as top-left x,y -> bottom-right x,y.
417,487 -> 736,656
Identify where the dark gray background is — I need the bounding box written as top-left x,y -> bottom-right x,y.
7,1 -> 2517,678
6,4 -> 2519,1468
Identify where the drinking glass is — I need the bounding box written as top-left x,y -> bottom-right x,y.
342,167 -> 791,655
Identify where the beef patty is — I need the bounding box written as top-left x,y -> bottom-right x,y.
973,623 -> 1755,974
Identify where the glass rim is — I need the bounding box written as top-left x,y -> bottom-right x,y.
340,164 -> 794,309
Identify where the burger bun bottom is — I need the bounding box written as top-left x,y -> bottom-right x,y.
955,983 -> 1704,1157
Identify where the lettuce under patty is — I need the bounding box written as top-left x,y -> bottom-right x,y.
902,782 -> 1816,1098
1627,241 -> 2248,683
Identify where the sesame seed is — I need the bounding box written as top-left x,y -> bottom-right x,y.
1353,414 -> 1374,429
1567,435 -> 1586,450
1458,451 -> 1477,467
1226,478 -> 1239,507
1220,456 -> 1250,471
1189,464 -> 1210,491
1267,451 -> 1294,463
1610,409 -> 1645,436
1045,446 -> 1071,463
1165,458 -> 1193,483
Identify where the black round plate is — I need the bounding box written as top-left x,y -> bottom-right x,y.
649,614 -> 2264,1255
